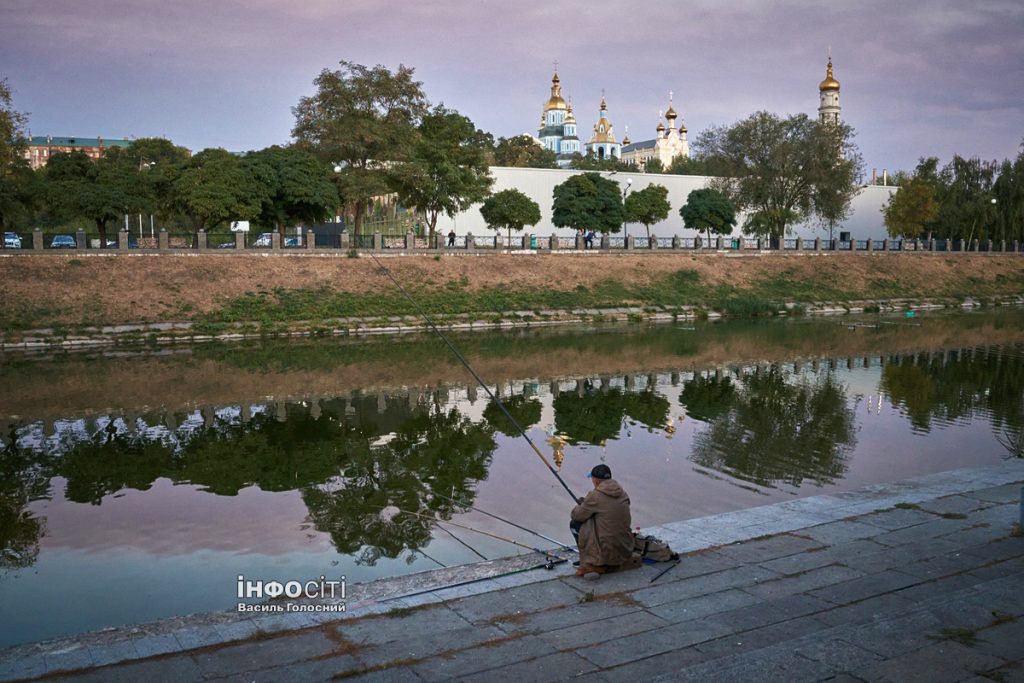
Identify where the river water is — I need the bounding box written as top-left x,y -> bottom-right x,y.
1,309 -> 1022,647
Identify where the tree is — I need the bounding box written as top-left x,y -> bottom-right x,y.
480,188 -> 541,243
292,61 -> 429,236
569,153 -> 631,172
169,148 -> 266,237
643,158 -> 664,173
551,172 -> 624,234
245,145 -> 338,237
992,143 -> 1024,244
493,135 -> 558,169
696,111 -> 863,240
45,149 -> 147,247
390,107 -> 493,239
0,78 -> 32,235
623,184 -> 670,238
680,188 -> 737,242
882,177 -> 939,238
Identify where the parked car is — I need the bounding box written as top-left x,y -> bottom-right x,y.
50,234 -> 76,249
3,232 -> 21,249
253,233 -> 273,247
284,237 -> 300,248
105,237 -> 139,249
216,242 -> 236,249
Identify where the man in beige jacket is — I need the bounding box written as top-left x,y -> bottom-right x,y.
570,464 -> 635,579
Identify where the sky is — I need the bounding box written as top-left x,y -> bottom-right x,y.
2,0 -> 1022,175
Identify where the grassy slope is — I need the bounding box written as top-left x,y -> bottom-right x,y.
1,253 -> 1023,334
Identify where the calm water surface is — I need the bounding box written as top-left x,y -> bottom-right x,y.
1,310 -> 1022,647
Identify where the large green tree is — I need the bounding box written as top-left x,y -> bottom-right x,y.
479,188 -> 541,242
696,111 -> 863,239
680,188 -> 737,242
169,148 -> 266,237
882,177 -> 939,239
245,145 -> 338,237
390,107 -> 493,239
291,61 -> 429,236
0,78 -> 33,235
551,172 -> 624,234
493,135 -> 558,169
993,144 -> 1024,244
623,183 -> 670,238
45,149 -> 147,246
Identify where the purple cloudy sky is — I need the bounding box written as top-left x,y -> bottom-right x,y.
2,0 -> 1022,174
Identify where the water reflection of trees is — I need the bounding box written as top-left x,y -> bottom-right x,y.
553,380 -> 669,445
7,394 -> 497,567
0,440 -> 49,571
482,396 -> 542,437
881,347 -> 1024,457
688,366 -> 856,488
679,375 -> 736,423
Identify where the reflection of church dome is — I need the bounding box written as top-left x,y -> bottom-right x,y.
544,71 -> 568,110
819,59 -> 840,91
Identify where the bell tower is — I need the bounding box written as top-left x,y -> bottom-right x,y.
818,49 -> 841,125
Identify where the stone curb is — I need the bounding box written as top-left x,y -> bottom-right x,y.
1,461 -> 1021,680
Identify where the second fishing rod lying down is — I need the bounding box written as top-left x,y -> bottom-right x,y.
429,491 -> 576,553
399,508 -> 568,566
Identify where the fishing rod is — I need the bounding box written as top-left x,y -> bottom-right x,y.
431,491 -> 576,553
368,253 -> 579,503
399,508 -> 564,561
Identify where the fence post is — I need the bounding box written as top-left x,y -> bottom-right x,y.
865,238 -> 873,253
672,235 -> 680,249
465,232 -> 475,250
521,234 -> 530,250
372,231 -> 382,251
306,230 -> 315,250
984,239 -> 993,253
547,235 -> 557,250
405,231 -> 414,251
972,239 -> 979,252
716,237 -> 724,250
197,229 -> 208,250
999,240 -> 1006,253
575,233 -> 584,250
626,235 -> 635,250
235,231 -> 245,250
795,237 -> 803,251
271,232 -> 281,250
1014,240 -> 1020,253
814,237 -> 821,251
881,238 -> 889,252
32,228 -> 43,250
650,234 -> 658,249
118,229 -> 129,251
737,237 -> 745,251
600,234 -> 610,250
158,229 -> 169,250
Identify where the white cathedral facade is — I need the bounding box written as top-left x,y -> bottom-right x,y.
535,56 -> 841,171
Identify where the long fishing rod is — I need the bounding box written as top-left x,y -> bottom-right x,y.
369,253 -> 579,503
431,491 -> 576,552
399,508 -> 563,560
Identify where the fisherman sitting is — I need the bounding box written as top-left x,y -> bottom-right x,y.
570,464 -> 635,580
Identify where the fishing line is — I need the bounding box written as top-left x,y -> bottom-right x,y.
431,491 -> 576,552
436,522 -> 489,561
368,252 -> 579,503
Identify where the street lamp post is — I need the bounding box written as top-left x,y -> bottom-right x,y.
621,178 -> 633,241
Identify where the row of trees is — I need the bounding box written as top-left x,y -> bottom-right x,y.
883,147 -> 1024,242
478,176 -> 737,242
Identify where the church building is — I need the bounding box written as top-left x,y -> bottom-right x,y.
620,93 -> 689,170
818,52 -> 841,124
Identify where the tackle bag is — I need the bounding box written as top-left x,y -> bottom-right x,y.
633,532 -> 679,562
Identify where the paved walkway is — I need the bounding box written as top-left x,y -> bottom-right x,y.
2,463 -> 1022,682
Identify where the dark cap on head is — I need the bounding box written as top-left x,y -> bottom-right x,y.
588,464 -> 612,480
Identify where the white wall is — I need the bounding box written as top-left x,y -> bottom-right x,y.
449,167 -> 897,240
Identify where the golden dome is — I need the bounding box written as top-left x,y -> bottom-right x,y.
656,120 -> 665,132
544,71 -> 568,111
565,101 -> 576,123
819,58 -> 840,91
